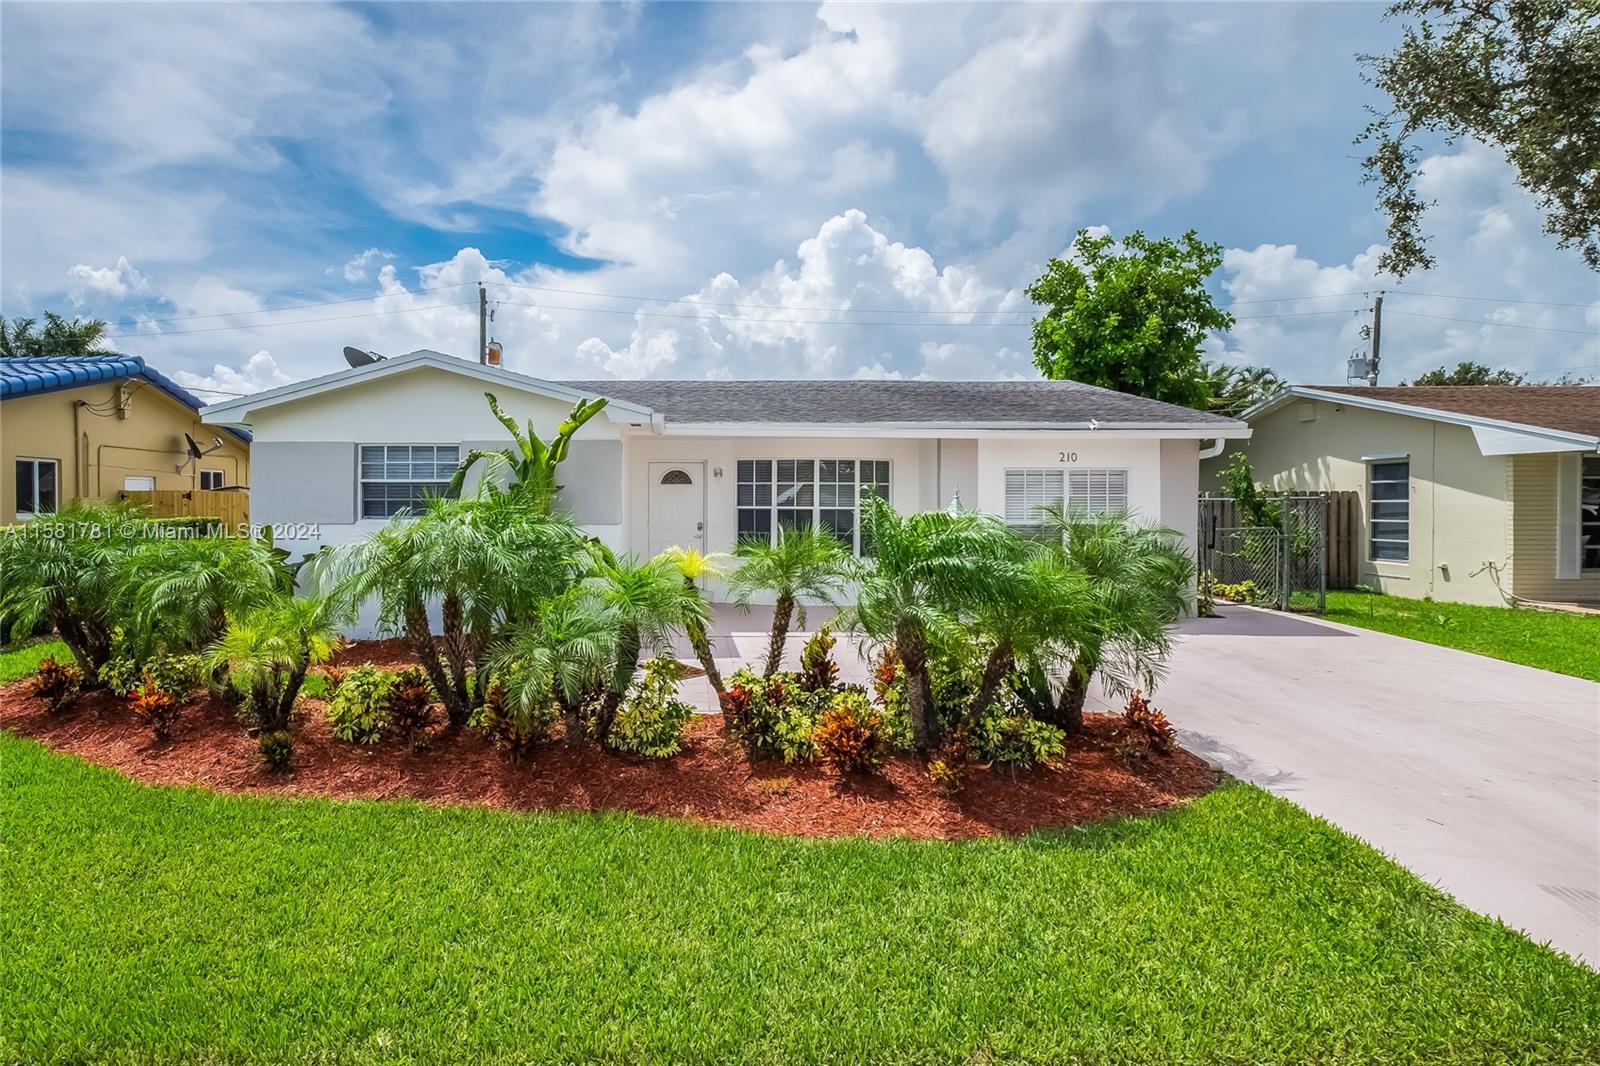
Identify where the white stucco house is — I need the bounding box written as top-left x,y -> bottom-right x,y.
200,349 -> 1249,586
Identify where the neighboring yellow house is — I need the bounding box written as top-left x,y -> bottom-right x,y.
0,355 -> 251,525
1204,385 -> 1600,608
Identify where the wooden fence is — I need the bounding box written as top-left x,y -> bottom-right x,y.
119,489 -> 249,531
1198,490 -> 1361,591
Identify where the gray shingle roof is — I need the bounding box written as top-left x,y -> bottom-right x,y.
559,378 -> 1238,427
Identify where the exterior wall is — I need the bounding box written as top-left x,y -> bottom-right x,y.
974,436 -> 1167,523
1510,453 -> 1600,603
1,380 -> 250,524
1202,398 -> 1512,605
233,365 -> 625,556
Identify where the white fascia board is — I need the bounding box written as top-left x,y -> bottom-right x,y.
651,421 -> 1252,440
1244,385 -> 1600,455
199,350 -> 655,424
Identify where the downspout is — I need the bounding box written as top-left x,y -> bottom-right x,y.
73,400 -> 84,502
1197,438 -> 1225,460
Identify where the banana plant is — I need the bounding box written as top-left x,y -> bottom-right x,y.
448,392 -> 608,506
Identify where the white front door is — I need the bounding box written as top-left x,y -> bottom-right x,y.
647,461 -> 706,558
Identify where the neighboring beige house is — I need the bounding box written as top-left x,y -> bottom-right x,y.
1206,385 -> 1600,607
0,356 -> 251,525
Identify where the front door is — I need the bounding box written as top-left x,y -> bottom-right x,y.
647,461 -> 706,558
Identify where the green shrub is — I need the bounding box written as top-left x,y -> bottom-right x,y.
607,658 -> 696,758
969,706 -> 1066,769
474,671 -> 555,753
257,730 -> 293,772
102,650 -> 202,700
725,666 -> 821,763
386,667 -> 436,752
130,672 -> 182,742
812,690 -> 888,774
100,651 -> 141,697
798,627 -> 839,692
325,664 -> 397,744
33,657 -> 82,713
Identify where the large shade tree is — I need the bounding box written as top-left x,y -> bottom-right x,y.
1028,229 -> 1235,410
1358,0 -> 1600,277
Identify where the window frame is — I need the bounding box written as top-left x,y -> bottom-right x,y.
199,469 -> 225,491
1003,466 -> 1129,528
1367,458 -> 1411,563
1581,454 -> 1600,573
735,457 -> 891,555
358,443 -> 461,520
14,457 -> 59,520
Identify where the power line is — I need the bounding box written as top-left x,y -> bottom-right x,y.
1386,289 -> 1597,310
490,279 -> 1035,316
1384,309 -> 1599,337
102,283 -> 478,327
103,300 -> 479,339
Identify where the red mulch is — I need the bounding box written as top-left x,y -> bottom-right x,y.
1,644 -> 1219,841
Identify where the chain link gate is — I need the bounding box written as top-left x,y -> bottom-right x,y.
1198,494 -> 1328,613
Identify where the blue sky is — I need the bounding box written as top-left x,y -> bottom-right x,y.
2,1 -> 1595,399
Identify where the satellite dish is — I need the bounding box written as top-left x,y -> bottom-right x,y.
184,433 -> 205,460
343,346 -> 385,368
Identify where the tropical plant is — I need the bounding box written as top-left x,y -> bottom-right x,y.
325,664 -> 397,744
0,311 -> 111,357
257,730 -> 294,772
968,705 -> 1066,769
0,503 -> 140,687
205,597 -> 338,733
490,587 -> 615,744
722,667 -> 822,764
797,626 -> 840,693
964,552 -> 1090,730
1033,506 -> 1194,732
585,552 -> 706,744
318,492 -> 584,729
1205,361 -> 1285,415
117,534 -> 288,657
1123,690 -> 1176,754
607,657 -> 696,757
813,690 -> 889,774
659,546 -> 731,701
1028,229 -> 1235,409
32,657 -> 82,713
448,392 -> 609,506
728,526 -> 850,678
130,672 -> 182,743
386,667 -> 437,752
846,497 -> 1018,752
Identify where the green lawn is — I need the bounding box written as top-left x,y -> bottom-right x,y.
1322,590 -> 1600,681
2,736 -> 1595,1064
0,638 -> 68,684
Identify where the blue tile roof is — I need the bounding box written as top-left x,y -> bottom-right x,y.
0,355 -> 251,442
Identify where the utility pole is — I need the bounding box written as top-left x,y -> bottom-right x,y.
478,282 -> 488,364
1367,293 -> 1383,386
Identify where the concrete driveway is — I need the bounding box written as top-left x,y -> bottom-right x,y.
675,601 -> 1599,963
1088,605 -> 1599,965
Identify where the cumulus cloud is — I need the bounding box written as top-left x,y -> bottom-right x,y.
65,256 -> 152,305
172,351 -> 295,399
341,248 -> 395,282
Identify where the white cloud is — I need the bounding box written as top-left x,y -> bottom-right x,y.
341,248 -> 395,282
65,257 -> 152,305
172,351 -> 295,399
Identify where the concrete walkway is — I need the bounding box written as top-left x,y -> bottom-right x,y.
676,602 -> 1599,964
1088,605 -> 1600,965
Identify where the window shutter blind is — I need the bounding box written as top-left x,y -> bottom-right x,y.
1005,469 -> 1062,524
1555,452 -> 1580,580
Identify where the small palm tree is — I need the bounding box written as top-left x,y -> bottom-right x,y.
964,551 -> 1090,727
727,527 -> 850,678
848,498 -> 1018,751
0,502 -> 139,686
659,546 -> 731,700
205,597 -> 338,733
118,534 -> 289,657
1034,505 -> 1195,731
491,588 -> 617,743
448,392 -> 608,506
586,552 -> 707,744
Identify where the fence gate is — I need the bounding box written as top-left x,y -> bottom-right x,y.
1197,494 -> 1328,613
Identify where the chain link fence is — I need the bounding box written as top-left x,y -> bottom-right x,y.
1198,494 -> 1328,613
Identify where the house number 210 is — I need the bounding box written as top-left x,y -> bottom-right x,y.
1058,451 -> 1078,463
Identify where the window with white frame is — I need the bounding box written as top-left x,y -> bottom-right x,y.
15,458 -> 58,518
200,469 -> 225,491
1368,459 -> 1410,561
359,445 -> 459,519
1582,454 -> 1600,571
736,458 -> 890,554
1004,468 -> 1128,526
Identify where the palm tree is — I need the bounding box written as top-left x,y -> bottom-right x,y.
847,498 -> 1018,752
727,526 -> 850,678
1034,505 -> 1195,731
205,596 -> 338,732
118,534 -> 289,657
0,502 -> 139,686
586,551 -> 707,744
964,551 -> 1090,727
316,492 -> 585,728
448,392 -> 608,506
491,588 -> 617,743
1,311 -> 112,357
1204,361 -> 1284,416
659,546 -> 731,700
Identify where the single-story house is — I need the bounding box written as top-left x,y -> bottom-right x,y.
199,349 -> 1247,585
1,355 -> 251,525
1205,384 -> 1600,607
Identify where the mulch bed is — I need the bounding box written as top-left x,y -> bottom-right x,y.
1,643 -> 1219,841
